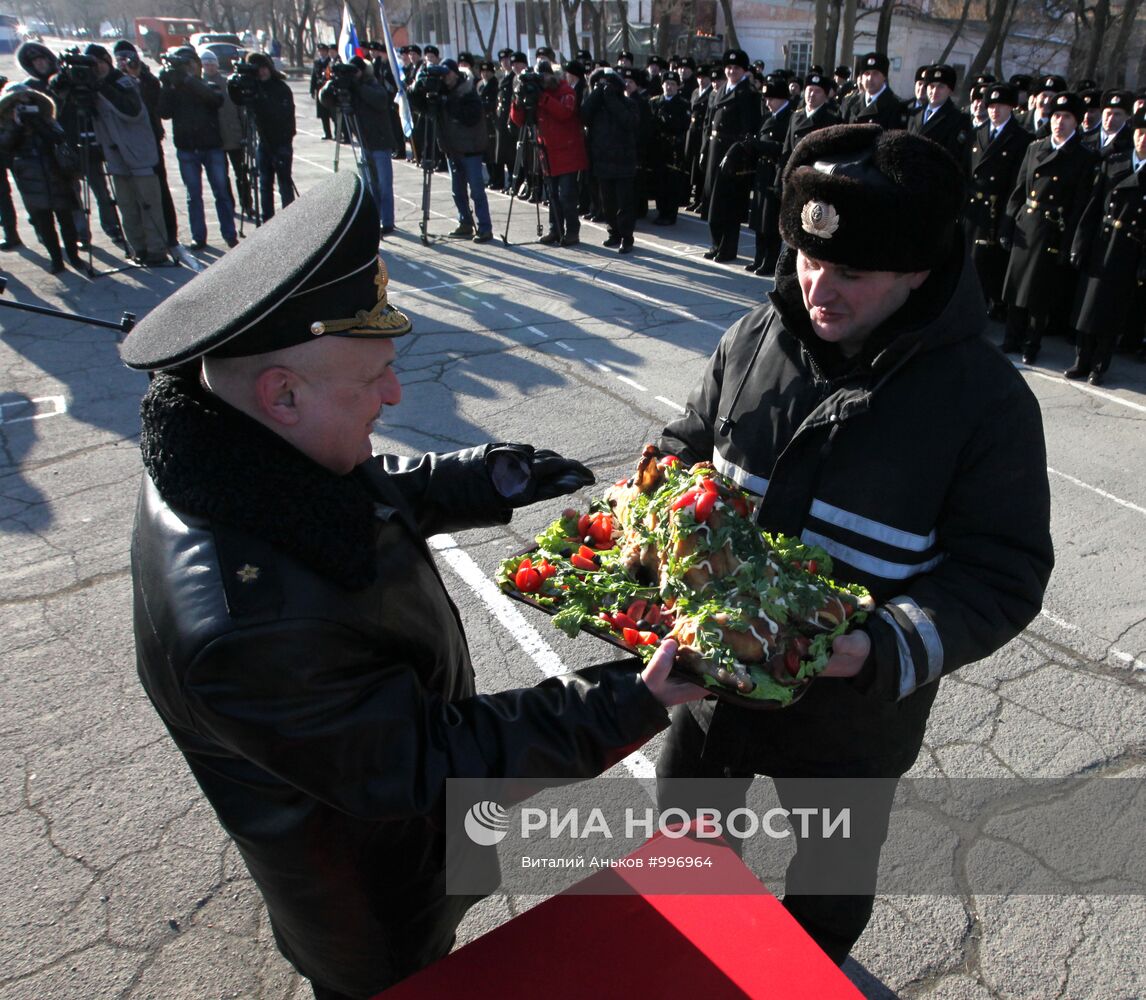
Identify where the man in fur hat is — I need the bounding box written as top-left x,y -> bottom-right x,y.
656,124 -> 1053,969
121,173 -> 701,1000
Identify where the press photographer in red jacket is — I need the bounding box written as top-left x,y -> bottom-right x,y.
510,59 -> 588,247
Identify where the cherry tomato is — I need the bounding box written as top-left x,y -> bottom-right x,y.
515,567 -> 543,593
622,627 -> 642,646
627,599 -> 648,621
586,512 -> 615,546
807,559 -> 818,575
612,612 -> 639,631
570,554 -> 597,571
577,513 -> 592,538
638,630 -> 660,646
536,560 -> 557,580
784,648 -> 801,676
694,490 -> 718,523
659,455 -> 680,468
644,604 -> 661,625
699,478 -> 719,495
731,496 -> 750,518
518,556 -> 532,570
577,544 -> 598,562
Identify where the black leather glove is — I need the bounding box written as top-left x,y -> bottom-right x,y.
486,444 -> 595,507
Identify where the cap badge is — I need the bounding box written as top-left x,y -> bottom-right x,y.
236,564 -> 260,584
801,200 -> 840,239
306,258 -> 412,339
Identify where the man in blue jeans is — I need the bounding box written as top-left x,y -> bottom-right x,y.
317,57 -> 396,234
157,47 -> 238,249
410,59 -> 493,242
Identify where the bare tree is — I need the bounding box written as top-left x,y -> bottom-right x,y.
961,0 -> 1016,96
615,0 -> 632,52
825,0 -> 842,74
717,0 -> 738,49
813,0 -> 830,65
839,0 -> 856,72
464,0 -> 500,58
559,0 -> 583,56
936,0 -> 972,64
874,0 -> 894,54
1102,0 -> 1142,85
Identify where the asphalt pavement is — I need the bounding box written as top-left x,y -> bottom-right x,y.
1,59 -> 1144,999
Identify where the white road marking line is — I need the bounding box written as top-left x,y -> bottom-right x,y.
0,395 -> 67,424
656,396 -> 686,413
1020,365 -> 1146,414
617,376 -> 647,392
430,535 -> 655,779
593,277 -> 728,330
1048,467 -> 1146,517
555,341 -> 575,353
460,290 -> 479,300
480,301 -> 497,311
584,357 -> 614,373
527,326 -> 549,339
294,154 -> 336,175
1037,610 -> 1145,671
504,312 -> 521,323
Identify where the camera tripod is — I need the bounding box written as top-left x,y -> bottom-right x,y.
71,101 -> 107,277
332,102 -> 382,223
419,111 -> 439,246
236,106 -> 262,234
502,115 -> 548,246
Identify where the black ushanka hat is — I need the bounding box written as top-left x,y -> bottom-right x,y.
121,173 -> 411,371
779,124 -> 963,272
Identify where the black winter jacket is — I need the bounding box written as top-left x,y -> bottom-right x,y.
131,373 -> 668,998
0,88 -> 81,213
319,70 -> 395,152
409,72 -> 487,157
660,241 -> 1053,775
582,81 -> 639,180
157,73 -> 224,150
246,74 -> 296,147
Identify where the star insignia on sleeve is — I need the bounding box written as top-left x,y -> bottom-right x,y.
235,564 -> 261,584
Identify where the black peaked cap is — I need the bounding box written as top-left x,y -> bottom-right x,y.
121,173 -> 410,371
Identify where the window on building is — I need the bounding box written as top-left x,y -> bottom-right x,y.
787,41 -> 812,77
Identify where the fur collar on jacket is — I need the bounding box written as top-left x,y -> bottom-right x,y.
0,86 -> 56,126
139,370 -> 379,589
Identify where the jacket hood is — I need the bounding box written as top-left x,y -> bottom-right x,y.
770,232 -> 987,379
0,84 -> 57,124
17,41 -> 58,79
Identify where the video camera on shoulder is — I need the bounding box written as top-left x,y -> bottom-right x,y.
329,61 -> 359,105
514,69 -> 543,111
158,49 -> 195,86
58,49 -> 100,91
228,60 -> 259,103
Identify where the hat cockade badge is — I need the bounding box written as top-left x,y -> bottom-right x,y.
801,200 -> 840,239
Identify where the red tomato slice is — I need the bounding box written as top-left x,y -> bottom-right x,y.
515,567 -> 542,593
699,478 -> 718,495
577,513 -> 592,537
622,627 -> 642,646
570,554 -> 597,571
694,490 -> 717,523
807,559 -> 819,574
731,496 -> 750,517
671,488 -> 699,512
627,599 -> 648,621
644,604 -> 661,625
784,648 -> 801,676
638,630 -> 660,646
518,556 -> 532,570
659,455 -> 680,467
536,560 -> 557,580
612,612 -> 638,631
577,544 -> 598,561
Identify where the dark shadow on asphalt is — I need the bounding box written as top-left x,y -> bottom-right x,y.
0,391 -> 52,532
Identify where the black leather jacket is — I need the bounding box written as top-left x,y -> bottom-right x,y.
131,373 -> 668,997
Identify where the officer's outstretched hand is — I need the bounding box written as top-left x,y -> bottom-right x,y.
640,640 -> 707,706
820,629 -> 871,678
487,444 -> 594,507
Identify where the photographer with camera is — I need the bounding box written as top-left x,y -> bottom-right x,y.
318,56 -> 396,233
114,40 -> 180,248
201,51 -> 251,219
509,60 -> 586,247
0,82 -> 86,274
229,53 -> 295,221
158,47 -> 238,251
409,59 -> 493,242
82,45 -> 168,266
583,67 -> 639,253
0,74 -> 20,251
49,45 -> 126,248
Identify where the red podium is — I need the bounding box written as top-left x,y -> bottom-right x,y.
378,831 -> 863,998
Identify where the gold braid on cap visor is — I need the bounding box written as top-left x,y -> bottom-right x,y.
308,258 -> 412,338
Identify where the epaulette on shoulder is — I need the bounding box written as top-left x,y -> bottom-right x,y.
211,521 -> 284,619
